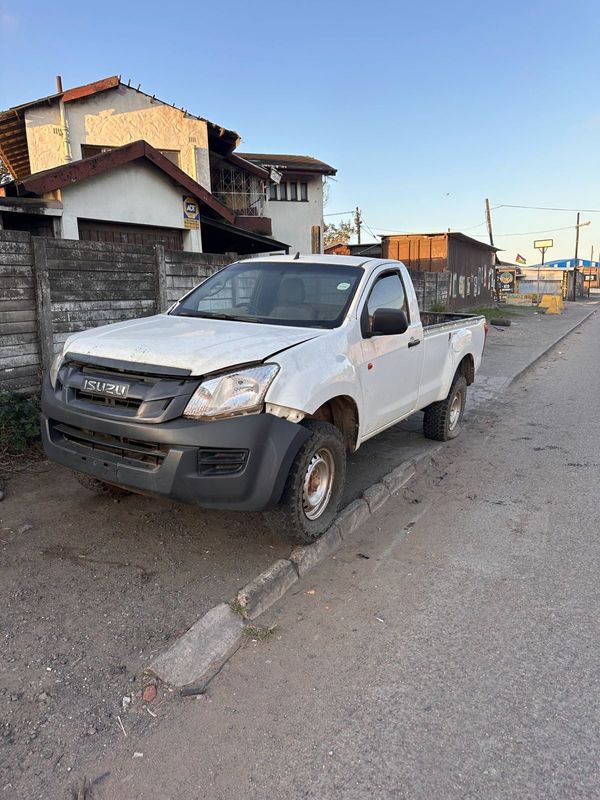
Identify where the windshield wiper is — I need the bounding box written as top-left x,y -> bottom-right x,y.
174,310 -> 263,323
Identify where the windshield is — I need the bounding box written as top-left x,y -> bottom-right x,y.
171,261 -> 363,329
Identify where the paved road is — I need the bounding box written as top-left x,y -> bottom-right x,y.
99,309 -> 600,799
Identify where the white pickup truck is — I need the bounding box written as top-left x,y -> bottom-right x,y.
42,255 -> 486,543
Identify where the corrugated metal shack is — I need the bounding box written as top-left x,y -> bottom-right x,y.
382,232 -> 498,310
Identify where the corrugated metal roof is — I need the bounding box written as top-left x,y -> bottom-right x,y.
236,153 -> 337,176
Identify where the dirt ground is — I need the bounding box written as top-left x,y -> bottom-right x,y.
0,463 -> 293,799
0,410 -> 433,800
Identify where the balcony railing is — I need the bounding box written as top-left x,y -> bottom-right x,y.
213,191 -> 266,218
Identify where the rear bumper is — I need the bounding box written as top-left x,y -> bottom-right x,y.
41,378 -> 309,511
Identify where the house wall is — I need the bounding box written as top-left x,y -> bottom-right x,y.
57,161 -> 203,252
265,174 -> 324,254
24,85 -> 211,189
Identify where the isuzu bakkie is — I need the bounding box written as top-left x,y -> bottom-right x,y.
41,255 -> 486,543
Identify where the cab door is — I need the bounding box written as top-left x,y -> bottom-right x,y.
358,269 -> 424,436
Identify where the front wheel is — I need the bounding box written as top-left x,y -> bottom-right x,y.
265,420 -> 346,544
423,374 -> 467,441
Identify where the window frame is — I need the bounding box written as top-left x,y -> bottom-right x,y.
289,181 -> 298,201
360,269 -> 410,338
279,182 -> 287,201
300,182 -> 308,201
268,182 -> 278,201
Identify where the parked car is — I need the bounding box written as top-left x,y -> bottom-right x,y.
41,255 -> 486,543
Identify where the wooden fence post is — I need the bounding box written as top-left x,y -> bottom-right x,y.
32,237 -> 54,376
155,244 -> 167,313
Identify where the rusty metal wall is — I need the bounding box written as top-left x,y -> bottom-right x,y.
383,234 -> 495,309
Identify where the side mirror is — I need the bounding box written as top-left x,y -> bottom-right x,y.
370,308 -> 409,336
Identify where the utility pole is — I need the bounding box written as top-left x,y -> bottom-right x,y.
485,198 -> 498,268
485,198 -> 494,248
354,206 -> 362,245
573,211 -> 580,302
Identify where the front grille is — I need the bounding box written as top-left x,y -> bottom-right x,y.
58,359 -> 197,423
197,448 -> 248,476
74,388 -> 144,411
52,421 -> 168,469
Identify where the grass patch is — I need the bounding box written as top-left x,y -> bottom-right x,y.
229,598 -> 245,618
467,305 -> 532,321
243,624 -> 278,641
0,392 -> 41,457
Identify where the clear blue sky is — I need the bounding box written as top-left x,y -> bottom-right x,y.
2,0 -> 599,265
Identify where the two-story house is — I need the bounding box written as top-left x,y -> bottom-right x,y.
0,75 -> 335,255
235,154 -> 336,254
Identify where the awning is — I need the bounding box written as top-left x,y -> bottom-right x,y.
201,217 -> 288,255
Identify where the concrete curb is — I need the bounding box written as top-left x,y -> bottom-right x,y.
148,603 -> 244,690
506,307 -> 597,389
147,307 -> 597,691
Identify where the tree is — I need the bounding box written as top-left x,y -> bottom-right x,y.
324,219 -> 355,247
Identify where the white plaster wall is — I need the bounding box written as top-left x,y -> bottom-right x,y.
265,175 -> 324,254
58,161 -> 202,251
25,85 -> 211,190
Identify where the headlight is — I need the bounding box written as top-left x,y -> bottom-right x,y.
184,364 -> 280,420
49,353 -> 64,389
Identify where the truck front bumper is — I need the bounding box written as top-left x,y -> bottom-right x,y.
41,378 -> 310,511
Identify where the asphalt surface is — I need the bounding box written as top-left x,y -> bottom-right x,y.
96,308 -> 600,799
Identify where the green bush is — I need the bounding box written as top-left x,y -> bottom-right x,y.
0,392 -> 41,454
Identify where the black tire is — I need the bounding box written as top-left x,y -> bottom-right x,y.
264,419 -> 346,545
423,374 -> 467,442
490,317 -> 512,327
75,472 -> 131,497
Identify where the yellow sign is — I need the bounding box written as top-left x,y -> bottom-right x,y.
533,238 -> 553,250
183,196 -> 200,229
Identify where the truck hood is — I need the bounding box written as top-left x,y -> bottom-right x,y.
63,314 -> 324,375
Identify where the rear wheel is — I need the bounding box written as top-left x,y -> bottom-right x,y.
265,420 -> 346,544
75,473 -> 131,497
423,374 -> 467,441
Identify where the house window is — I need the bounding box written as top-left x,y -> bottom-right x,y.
289,182 -> 298,201
159,149 -> 180,167
81,144 -> 114,158
279,182 -> 287,201
300,182 -> 308,201
268,183 -> 277,200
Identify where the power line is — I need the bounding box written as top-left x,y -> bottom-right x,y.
470,223 -> 586,238
496,204 -> 600,213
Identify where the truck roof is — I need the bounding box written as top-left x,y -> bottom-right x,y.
240,254 -> 386,269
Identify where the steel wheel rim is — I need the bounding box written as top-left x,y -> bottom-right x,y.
302,448 -> 335,520
448,391 -> 463,430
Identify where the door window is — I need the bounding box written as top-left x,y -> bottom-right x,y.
365,273 -> 409,330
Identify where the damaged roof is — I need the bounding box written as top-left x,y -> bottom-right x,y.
236,153 -> 337,176
0,75 -> 240,179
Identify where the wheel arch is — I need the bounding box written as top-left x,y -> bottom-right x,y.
307,395 -> 360,452
456,353 -> 475,385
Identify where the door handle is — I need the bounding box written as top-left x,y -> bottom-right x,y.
408,338 -> 421,348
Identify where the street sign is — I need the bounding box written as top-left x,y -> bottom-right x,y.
534,239 -> 554,250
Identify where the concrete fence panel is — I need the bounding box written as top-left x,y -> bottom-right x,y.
0,231 -> 237,394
